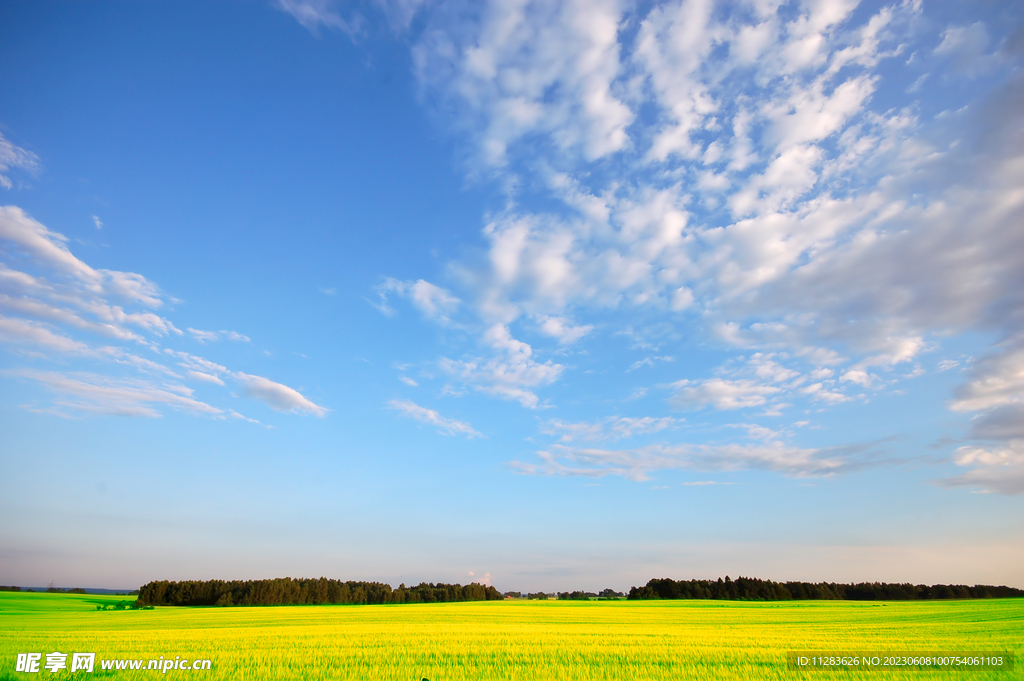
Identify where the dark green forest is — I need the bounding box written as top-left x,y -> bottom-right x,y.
136,578 -> 502,606
628,576 -> 1024,601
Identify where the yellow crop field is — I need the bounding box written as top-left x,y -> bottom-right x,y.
1,592 -> 1020,680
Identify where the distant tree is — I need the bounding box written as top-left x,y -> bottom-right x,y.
626,577 -> 1024,602
136,578 -> 502,607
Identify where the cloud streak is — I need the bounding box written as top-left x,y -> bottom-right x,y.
388,398 -> 481,437
511,440 -> 883,482
0,204 -> 325,422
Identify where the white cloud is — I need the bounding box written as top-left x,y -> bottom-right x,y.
541,415 -> 680,442
186,328 -> 250,343
681,480 -> 735,486
92,215 -> 103,230
1,205 -> 101,283
368,1 -> 1024,493
388,398 -> 481,437
10,370 -> 223,418
274,0 -> 363,36
936,440 -> 1024,495
399,375 -> 419,387
735,423 -> 781,441
188,328 -> 220,343
949,339 -> 1024,414
511,439 -> 876,482
0,315 -> 95,355
0,133 -> 40,190
0,206 -> 323,422
467,570 -> 492,586
441,324 -> 563,408
188,370 -> 225,386
628,355 -> 674,371
229,409 -> 263,425
672,378 -> 781,410
415,0 -> 632,166
798,381 -> 849,403
537,315 -> 593,344
376,277 -> 460,323
840,369 -> 873,387
167,350 -> 228,376
234,372 -> 328,416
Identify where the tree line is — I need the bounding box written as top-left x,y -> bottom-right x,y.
627,576 -> 1024,601
136,578 -> 503,607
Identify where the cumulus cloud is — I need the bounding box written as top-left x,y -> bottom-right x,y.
667,351 -> 843,411
414,0 -> 632,166
672,378 -> 781,410
388,398 -> 481,437
376,277 -> 461,323
441,324 -> 563,408
401,1 -> 1017,355
351,1 -> 1024,491
537,315 -> 593,344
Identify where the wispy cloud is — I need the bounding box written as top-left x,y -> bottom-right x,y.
187,328 -> 251,343
0,133 -> 40,189
511,440 -> 884,482
388,398 -> 481,438
0,205 -> 322,422
541,415 -> 680,443
274,0 -> 363,36
9,369 -> 222,418
628,355 -> 674,371
188,327 -> 220,343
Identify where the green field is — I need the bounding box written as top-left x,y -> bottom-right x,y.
1,592 -> 1020,680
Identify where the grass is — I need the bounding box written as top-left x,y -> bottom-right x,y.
0,591 -> 1020,679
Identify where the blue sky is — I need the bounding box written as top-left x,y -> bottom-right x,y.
1,0 -> 1022,592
